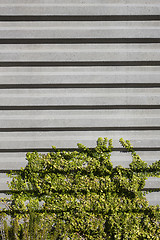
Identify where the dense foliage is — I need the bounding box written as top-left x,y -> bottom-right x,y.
0,138 -> 160,239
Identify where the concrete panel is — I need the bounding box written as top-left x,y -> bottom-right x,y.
0,66 -> 160,85
0,88 -> 160,106
0,131 -> 159,149
0,193 -> 160,208
0,152 -> 27,170
112,151 -> 160,167
135,151 -> 160,165
0,151 -> 160,170
145,177 -> 160,189
0,173 -> 159,191
0,0 -> 159,16
0,21 -> 160,39
146,192 -> 160,206
0,110 -> 160,128
0,44 -> 160,62
0,173 -> 11,191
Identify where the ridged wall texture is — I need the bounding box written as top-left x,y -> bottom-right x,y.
0,0 -> 160,207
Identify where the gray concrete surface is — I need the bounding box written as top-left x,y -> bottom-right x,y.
0,151 -> 159,170
0,88 -> 160,106
0,173 -> 159,192
0,21 -> 160,39
0,131 -> 159,149
0,0 -> 159,16
0,192 -> 160,209
0,66 -> 160,85
0,44 -> 160,62
0,110 -> 160,128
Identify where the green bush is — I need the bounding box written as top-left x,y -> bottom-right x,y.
0,138 -> 160,239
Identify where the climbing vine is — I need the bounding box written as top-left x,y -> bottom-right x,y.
0,138 -> 160,239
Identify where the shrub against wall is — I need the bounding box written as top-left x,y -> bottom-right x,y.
0,138 -> 160,239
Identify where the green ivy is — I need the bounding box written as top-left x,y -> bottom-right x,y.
0,138 -> 160,239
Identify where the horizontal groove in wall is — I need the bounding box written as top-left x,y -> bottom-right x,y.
0,188 -> 160,194
0,170 -> 18,173
0,127 -> 160,132
0,16 -> 160,21
1,61 -> 160,67
140,188 -> 160,192
0,148 -> 160,153
0,83 -> 160,89
0,168 -> 156,174
3,168 -> 159,173
1,39 -> 160,44
1,170 -> 160,175
1,106 -> 160,110
0,148 -> 73,153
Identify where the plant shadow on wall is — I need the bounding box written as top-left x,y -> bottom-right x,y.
0,138 -> 160,240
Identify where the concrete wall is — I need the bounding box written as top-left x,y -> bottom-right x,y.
0,0 -> 160,207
